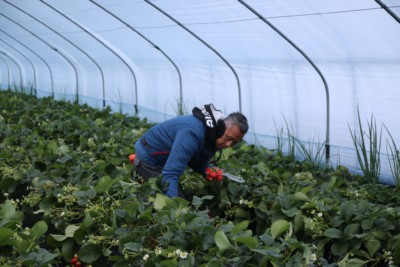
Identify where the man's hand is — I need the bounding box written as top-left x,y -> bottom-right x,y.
205,167 -> 223,181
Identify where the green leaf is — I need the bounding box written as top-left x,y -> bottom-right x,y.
50,234 -> 67,242
26,248 -> 58,265
78,244 -> 102,263
340,202 -> 356,222
83,213 -> 93,228
215,230 -> 233,251
253,162 -> 268,174
231,220 -> 249,235
85,188 -> 97,199
331,241 -> 349,256
206,261 -> 224,267
259,233 -> 274,246
178,254 -> 195,267
95,176 -> 118,193
65,225 -> 80,238
271,219 -> 290,239
159,259 -> 178,267
372,230 -> 388,241
346,258 -> 369,267
102,246 -> 112,257
95,118 -> 103,125
234,208 -> 249,219
0,200 -> 18,221
124,242 -> 143,252
57,154 -> 72,163
164,196 -> 189,211
104,163 -> 118,177
235,236 -> 258,250
191,195 -> 213,209
328,175 -> 337,190
324,228 -> 342,239
39,197 -> 57,213
293,213 -> 304,233
0,178 -> 17,193
72,228 -> 87,244
154,193 -> 169,211
47,140 -> 58,154
61,238 -> 75,260
138,207 -> 153,221
343,223 -> 359,240
293,191 -> 310,202
30,221 -> 48,241
365,239 -> 380,256
0,227 -> 14,245
253,248 -> 281,257
281,207 -> 298,217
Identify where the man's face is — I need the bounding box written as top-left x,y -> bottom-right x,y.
216,124 -> 244,149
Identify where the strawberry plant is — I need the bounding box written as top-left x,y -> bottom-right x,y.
1,89 -> 400,266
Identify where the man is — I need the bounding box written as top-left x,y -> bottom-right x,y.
133,104 -> 249,198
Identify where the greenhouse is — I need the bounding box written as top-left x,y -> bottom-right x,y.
0,1 -> 399,266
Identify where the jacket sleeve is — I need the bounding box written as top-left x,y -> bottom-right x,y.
162,130 -> 201,198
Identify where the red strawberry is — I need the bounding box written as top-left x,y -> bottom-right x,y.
70,254 -> 79,266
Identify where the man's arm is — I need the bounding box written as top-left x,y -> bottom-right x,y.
162,130 -> 201,197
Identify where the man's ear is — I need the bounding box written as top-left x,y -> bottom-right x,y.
215,119 -> 226,139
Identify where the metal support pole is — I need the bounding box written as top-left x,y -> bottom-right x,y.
0,54 -> 11,89
0,49 -> 23,91
145,0 -> 243,112
40,0 -> 139,112
0,39 -> 37,94
0,29 -> 54,97
90,0 -> 182,113
0,12 -> 79,100
238,0 -> 331,162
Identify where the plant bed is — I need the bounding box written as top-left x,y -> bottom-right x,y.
1,90 -> 399,267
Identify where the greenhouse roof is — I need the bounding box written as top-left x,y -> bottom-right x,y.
0,0 -> 399,184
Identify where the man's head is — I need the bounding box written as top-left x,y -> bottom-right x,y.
216,112 -> 249,149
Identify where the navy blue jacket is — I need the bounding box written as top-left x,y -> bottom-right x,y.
134,115 -> 216,197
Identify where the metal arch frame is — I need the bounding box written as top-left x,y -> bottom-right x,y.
0,38 -> 37,93
4,0 -> 103,105
52,47 -> 80,102
0,54 -> 11,88
0,12 -> 79,100
89,0 -> 183,113
375,0 -> 400,23
238,0 -> 331,162
40,0 -> 139,113
144,0 -> 243,113
0,49 -> 23,90
0,29 -> 54,96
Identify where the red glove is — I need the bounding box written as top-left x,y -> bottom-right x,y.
205,167 -> 223,182
129,154 -> 135,164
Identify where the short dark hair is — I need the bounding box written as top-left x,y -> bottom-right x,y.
224,112 -> 249,134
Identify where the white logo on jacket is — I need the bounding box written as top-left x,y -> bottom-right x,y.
201,108 -> 215,128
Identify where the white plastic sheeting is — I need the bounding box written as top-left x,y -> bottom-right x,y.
1,0 -> 399,184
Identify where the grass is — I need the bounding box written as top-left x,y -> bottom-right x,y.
295,136 -> 327,170
175,98 -> 187,116
274,116 -> 296,159
349,108 -> 382,183
274,116 -> 327,170
385,124 -> 400,187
